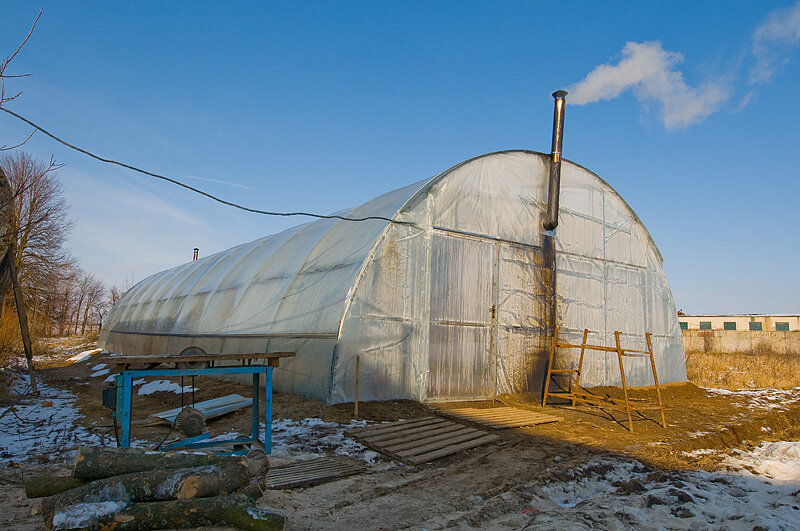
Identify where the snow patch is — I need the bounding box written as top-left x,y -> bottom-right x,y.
528,455 -> 800,529
67,348 -> 103,363
682,448 -> 717,459
137,380 -> 197,396
722,441 -> 800,483
0,372 -> 109,461
51,501 -> 126,529
704,386 -> 800,411
268,417 -> 379,465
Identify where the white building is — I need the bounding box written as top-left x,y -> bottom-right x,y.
678,314 -> 799,332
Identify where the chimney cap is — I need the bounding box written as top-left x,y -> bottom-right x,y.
552,90 -> 568,99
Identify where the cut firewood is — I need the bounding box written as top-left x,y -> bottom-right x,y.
44,461 -> 250,518
238,477 -> 266,500
174,462 -> 252,499
45,493 -> 284,530
72,446 -> 268,480
25,476 -> 87,499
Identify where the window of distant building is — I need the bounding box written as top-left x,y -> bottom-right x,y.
724,322 -> 736,330
699,321 -> 712,330
776,322 -> 790,331
679,322 -> 688,330
749,322 -> 762,331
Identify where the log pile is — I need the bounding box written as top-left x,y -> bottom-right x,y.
27,446 -> 284,530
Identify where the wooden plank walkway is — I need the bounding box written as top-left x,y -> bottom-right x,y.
264,457 -> 366,489
436,406 -> 562,429
346,417 -> 500,465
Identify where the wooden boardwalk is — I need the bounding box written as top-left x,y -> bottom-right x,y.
436,406 -> 562,429
346,417 -> 500,465
264,457 -> 366,489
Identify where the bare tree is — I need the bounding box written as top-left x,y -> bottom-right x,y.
0,151 -> 73,282
0,10 -> 40,151
81,274 -> 105,334
109,285 -> 123,307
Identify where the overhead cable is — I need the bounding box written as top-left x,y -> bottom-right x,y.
0,106 -> 418,227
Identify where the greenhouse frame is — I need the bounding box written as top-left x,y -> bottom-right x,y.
100,150 -> 687,403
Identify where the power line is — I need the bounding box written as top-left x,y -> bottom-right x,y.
0,106 -> 418,227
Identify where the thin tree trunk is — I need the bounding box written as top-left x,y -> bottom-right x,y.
8,243 -> 36,394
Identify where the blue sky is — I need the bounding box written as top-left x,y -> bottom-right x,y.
1,1 -> 798,314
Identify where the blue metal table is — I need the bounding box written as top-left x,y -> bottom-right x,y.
109,352 -> 294,453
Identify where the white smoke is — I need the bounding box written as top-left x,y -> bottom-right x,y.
568,41 -> 729,130
750,0 -> 800,83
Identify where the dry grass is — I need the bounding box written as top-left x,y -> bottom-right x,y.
0,312 -> 23,367
686,349 -> 800,389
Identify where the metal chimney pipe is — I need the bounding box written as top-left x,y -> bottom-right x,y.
543,90 -> 567,231
192,248 -> 199,261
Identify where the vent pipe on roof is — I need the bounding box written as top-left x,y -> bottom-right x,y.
543,90 -> 567,231
192,248 -> 199,261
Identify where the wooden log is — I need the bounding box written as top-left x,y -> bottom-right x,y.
175,462 -> 251,499
238,478 -> 266,500
73,446 -> 267,480
25,476 -> 87,499
44,461 -> 250,517
45,493 -> 284,530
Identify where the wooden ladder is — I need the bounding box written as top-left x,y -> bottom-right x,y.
542,326 -> 666,432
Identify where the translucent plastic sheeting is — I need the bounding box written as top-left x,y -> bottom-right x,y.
102,150 -> 686,403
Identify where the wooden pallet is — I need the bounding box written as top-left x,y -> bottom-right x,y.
346,417 -> 500,465
264,457 -> 366,489
436,406 -> 562,429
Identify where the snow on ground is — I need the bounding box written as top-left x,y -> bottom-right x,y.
704,386 -> 800,410
89,364 -> 109,378
66,348 -> 103,364
722,441 -> 800,483
33,338 -> 99,367
136,380 -> 198,396
0,372 -> 109,461
268,417 -> 382,465
527,455 -> 800,529
682,448 -> 717,459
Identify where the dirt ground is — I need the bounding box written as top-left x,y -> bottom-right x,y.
2,347 -> 800,529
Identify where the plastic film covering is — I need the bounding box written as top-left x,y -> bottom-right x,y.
102,149 -> 686,404
552,162 -> 684,386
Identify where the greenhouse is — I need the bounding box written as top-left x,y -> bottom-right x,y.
100,150 -> 687,404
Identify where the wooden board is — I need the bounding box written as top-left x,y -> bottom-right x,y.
105,352 -> 295,363
436,406 -> 562,429
263,457 -> 366,489
347,417 -> 500,465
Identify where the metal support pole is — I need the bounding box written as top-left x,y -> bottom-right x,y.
251,372 -> 260,445
264,366 -> 273,454
120,371 -> 133,447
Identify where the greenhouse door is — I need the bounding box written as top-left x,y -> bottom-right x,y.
495,243 -> 552,396
427,232 -> 496,401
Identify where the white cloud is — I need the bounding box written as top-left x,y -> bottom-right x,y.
181,174 -> 255,190
750,0 -> 800,83
568,41 -> 729,130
